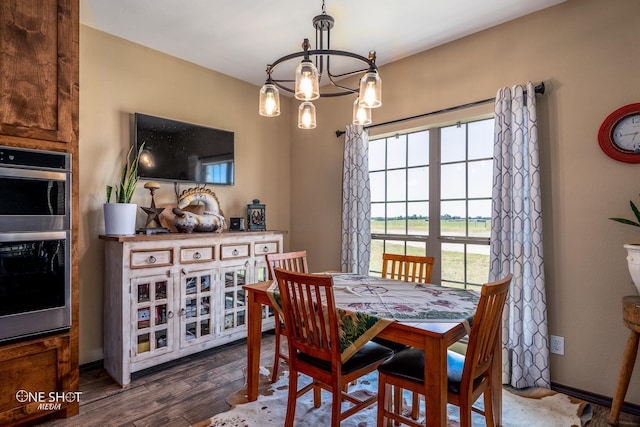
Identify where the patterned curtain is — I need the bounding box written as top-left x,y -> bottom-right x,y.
341,124 -> 371,274
490,82 -> 550,388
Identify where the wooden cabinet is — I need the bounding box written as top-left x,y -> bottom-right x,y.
0,0 -> 78,145
0,335 -> 73,426
101,231 -> 284,386
0,0 -> 79,425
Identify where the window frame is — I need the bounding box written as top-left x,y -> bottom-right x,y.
369,118 -> 494,289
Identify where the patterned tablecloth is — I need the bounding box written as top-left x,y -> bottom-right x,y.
267,273 -> 480,362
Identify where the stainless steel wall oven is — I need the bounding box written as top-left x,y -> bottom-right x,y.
0,146 -> 71,343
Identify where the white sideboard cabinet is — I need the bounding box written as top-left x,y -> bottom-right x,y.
100,231 -> 285,386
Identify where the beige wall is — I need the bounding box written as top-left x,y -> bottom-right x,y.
80,0 -> 640,404
290,0 -> 640,403
79,27 -> 291,363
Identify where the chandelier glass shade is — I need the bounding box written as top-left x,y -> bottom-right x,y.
352,97 -> 372,126
298,101 -> 317,129
359,72 -> 382,108
259,1 -> 381,129
259,83 -> 281,117
295,60 -> 320,101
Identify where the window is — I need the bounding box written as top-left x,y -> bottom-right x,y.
369,118 -> 494,289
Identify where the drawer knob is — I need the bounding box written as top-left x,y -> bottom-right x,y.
262,246 -> 269,253
194,252 -> 201,260
148,255 -> 157,264
232,249 -> 239,256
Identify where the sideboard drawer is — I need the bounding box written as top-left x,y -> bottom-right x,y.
220,243 -> 250,260
180,246 -> 214,263
130,249 -> 173,268
254,241 -> 280,256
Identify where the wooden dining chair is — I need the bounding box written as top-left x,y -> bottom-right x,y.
381,253 -> 435,284
265,251 -> 309,382
380,252 -> 436,417
376,273 -> 512,427
273,268 -> 394,427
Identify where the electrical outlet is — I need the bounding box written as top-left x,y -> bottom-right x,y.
550,335 -> 564,355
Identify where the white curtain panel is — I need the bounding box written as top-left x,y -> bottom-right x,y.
341,124 -> 371,274
490,82 -> 550,388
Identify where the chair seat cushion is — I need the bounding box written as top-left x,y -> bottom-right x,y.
371,337 -> 409,353
297,341 -> 394,375
377,348 -> 472,394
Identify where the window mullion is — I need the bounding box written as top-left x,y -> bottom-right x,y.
429,127 -> 441,284
405,140 -> 409,242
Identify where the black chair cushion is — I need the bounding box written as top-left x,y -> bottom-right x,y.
297,341 -> 394,375
377,348 -> 470,394
371,337 -> 409,353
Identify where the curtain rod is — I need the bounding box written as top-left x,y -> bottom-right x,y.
335,81 -> 545,138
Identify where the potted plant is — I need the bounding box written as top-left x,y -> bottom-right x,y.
104,144 -> 144,235
610,195 -> 640,294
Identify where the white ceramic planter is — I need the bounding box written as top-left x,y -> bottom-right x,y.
624,243 -> 640,295
104,203 -> 137,235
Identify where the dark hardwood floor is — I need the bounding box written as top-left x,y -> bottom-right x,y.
39,333 -> 277,427
36,332 -> 639,426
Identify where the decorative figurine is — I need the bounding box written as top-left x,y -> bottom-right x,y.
172,187 -> 225,233
139,181 -> 168,234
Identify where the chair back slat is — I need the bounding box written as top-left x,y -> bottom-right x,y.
463,274 -> 512,387
266,251 -> 309,279
274,268 -> 338,364
381,253 -> 435,283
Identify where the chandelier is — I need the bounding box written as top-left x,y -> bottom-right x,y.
258,1 -> 382,129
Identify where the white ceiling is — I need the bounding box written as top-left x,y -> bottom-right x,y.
80,0 -> 566,88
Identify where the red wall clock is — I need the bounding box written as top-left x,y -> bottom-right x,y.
598,103 -> 640,163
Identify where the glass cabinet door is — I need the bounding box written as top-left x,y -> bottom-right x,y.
131,274 -> 173,359
180,267 -> 216,347
221,264 -> 248,334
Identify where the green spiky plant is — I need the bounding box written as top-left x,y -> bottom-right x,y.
106,143 -> 145,203
610,195 -> 640,228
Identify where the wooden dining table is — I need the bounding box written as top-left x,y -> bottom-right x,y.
243,276 -> 503,427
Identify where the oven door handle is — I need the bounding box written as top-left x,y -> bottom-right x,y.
0,166 -> 67,181
0,231 -> 68,242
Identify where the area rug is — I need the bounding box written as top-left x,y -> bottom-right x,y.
193,367 -> 592,427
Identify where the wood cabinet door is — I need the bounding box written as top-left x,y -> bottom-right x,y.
0,0 -> 78,143
0,335 -> 73,426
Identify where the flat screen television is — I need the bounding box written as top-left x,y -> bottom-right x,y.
134,113 -> 234,185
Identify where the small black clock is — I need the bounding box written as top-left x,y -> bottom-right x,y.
229,217 -> 244,231
598,103 -> 640,163
247,199 -> 266,231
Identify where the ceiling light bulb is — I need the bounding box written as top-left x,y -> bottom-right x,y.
299,76 -> 314,99
265,94 -> 277,115
363,84 -> 376,106
302,110 -> 312,127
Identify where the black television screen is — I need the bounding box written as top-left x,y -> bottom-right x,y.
134,113 -> 234,185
